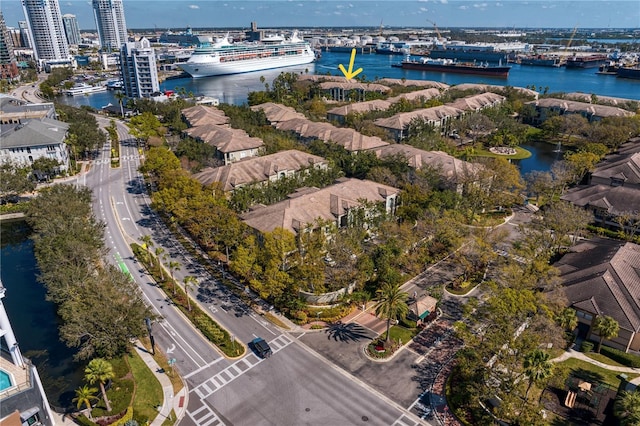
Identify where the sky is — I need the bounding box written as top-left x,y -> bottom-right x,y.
1,0 -> 639,31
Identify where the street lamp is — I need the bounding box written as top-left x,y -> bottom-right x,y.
316,311 -> 323,323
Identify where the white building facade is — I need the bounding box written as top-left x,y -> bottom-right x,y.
92,0 -> 127,51
120,38 -> 159,98
21,0 -> 69,63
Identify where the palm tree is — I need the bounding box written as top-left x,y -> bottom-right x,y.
614,391 -> 640,425
374,283 -> 409,343
183,275 -> 198,312
114,91 -> 126,118
593,315 -> 619,353
84,358 -> 115,412
154,247 -> 165,279
556,307 -> 578,331
72,385 -> 99,418
168,261 -> 181,295
139,235 -> 153,264
522,349 -> 554,401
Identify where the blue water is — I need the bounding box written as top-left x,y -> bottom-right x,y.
57,50 -> 640,110
0,370 -> 12,390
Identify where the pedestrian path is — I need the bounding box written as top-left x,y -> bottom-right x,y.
133,343 -> 189,426
552,348 -> 640,385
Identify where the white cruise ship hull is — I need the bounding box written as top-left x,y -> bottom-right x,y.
180,49 -> 315,78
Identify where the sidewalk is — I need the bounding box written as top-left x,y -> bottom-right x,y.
134,344 -> 189,426
552,348 -> 640,385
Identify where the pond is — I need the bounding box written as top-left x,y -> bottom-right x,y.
515,141 -> 563,176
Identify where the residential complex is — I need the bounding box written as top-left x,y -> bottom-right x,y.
92,0 -> 127,51
120,37 -> 159,99
20,0 -> 70,64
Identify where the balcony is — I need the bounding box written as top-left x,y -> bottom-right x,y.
0,349 -> 32,400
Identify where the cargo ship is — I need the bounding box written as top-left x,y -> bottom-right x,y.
617,66 -> 640,80
392,57 -> 511,77
179,32 -> 315,78
519,54 -> 564,67
565,54 -> 608,69
428,43 -> 509,63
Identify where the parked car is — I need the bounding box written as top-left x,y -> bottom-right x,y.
251,337 -> 272,358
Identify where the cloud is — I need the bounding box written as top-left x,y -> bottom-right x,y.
458,5 -> 468,10
495,2 -> 503,6
419,7 -> 429,12
440,0 -> 448,4
474,3 -> 488,8
188,5 -> 199,9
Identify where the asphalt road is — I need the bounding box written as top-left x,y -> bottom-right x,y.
82,117 -> 426,426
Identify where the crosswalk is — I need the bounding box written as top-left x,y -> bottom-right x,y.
187,402 -> 223,426
191,334 -> 293,400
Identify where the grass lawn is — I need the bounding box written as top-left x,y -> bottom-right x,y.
161,409 -> 177,426
558,358 -> 638,389
91,356 -> 134,417
470,146 -> 532,160
584,352 -> 629,368
140,336 -> 184,394
389,325 -> 417,346
128,350 -> 163,425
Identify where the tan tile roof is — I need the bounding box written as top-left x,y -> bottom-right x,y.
565,92 -> 639,106
182,105 -> 230,127
378,78 -> 449,89
387,88 -> 442,103
560,184 -> 640,215
451,83 -> 538,98
192,149 -> 327,191
528,98 -> 634,118
184,124 -> 263,154
319,81 -> 391,93
373,144 -> 482,182
250,102 -> 307,124
241,177 -> 399,234
373,105 -> 464,131
448,92 -> 506,111
327,100 -> 392,117
275,118 -> 389,151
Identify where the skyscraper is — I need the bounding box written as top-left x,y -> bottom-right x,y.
62,14 -> 81,46
0,12 -> 19,79
120,37 -> 159,98
21,0 -> 69,62
18,21 -> 31,48
93,0 -> 128,51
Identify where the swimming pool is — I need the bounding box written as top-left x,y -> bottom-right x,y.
0,369 -> 13,391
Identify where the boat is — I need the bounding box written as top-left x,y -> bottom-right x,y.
392,57 -> 511,77
597,61 -> 620,75
179,31 -> 315,78
565,54 -> 608,69
105,79 -> 123,90
428,43 -> 509,63
616,66 -> 640,80
65,83 -> 107,96
375,42 -> 410,55
519,54 -> 564,67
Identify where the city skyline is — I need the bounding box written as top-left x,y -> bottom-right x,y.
0,1 -> 639,32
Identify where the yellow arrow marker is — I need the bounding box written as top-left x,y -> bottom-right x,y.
338,48 -> 363,81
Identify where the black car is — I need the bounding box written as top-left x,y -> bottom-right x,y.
251,337 -> 272,358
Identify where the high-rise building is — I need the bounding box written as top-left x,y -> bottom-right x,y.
120,37 -> 159,98
18,21 -> 31,48
21,0 -> 69,62
93,0 -> 128,51
62,13 -> 81,46
0,12 -> 19,80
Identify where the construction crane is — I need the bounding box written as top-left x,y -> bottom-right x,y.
379,19 -> 384,37
564,26 -> 578,54
426,19 -> 444,44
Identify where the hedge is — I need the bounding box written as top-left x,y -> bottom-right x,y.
601,346 -> 640,368
111,407 -> 134,426
580,341 -> 594,353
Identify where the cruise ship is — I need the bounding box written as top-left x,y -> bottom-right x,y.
179,32 -> 315,78
65,83 -> 107,96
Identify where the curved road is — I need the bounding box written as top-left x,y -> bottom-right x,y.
83,117 -> 425,426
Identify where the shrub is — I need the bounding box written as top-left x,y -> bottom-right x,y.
580,341 -> 594,353
600,346 -> 640,368
111,407 -> 134,426
293,310 -> 308,323
74,415 -> 97,426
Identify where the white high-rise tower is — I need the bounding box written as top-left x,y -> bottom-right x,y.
92,0 -> 128,51
21,0 -> 69,62
62,14 -> 81,46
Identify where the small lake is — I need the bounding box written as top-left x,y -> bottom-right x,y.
516,141 -> 563,176
0,220 -> 85,410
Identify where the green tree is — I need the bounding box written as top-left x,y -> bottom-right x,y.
593,315 -> 619,353
155,247 -> 165,280
139,235 -> 154,263
168,261 -> 181,295
522,349 -> 554,401
127,111 -> 164,142
183,275 -> 198,312
614,391 -> 640,426
556,308 -> 578,332
72,385 -> 99,417
31,157 -> 61,178
84,358 -> 114,412
0,162 -> 36,201
374,283 -> 409,343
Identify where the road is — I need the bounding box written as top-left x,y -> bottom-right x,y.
83,117 -> 425,426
